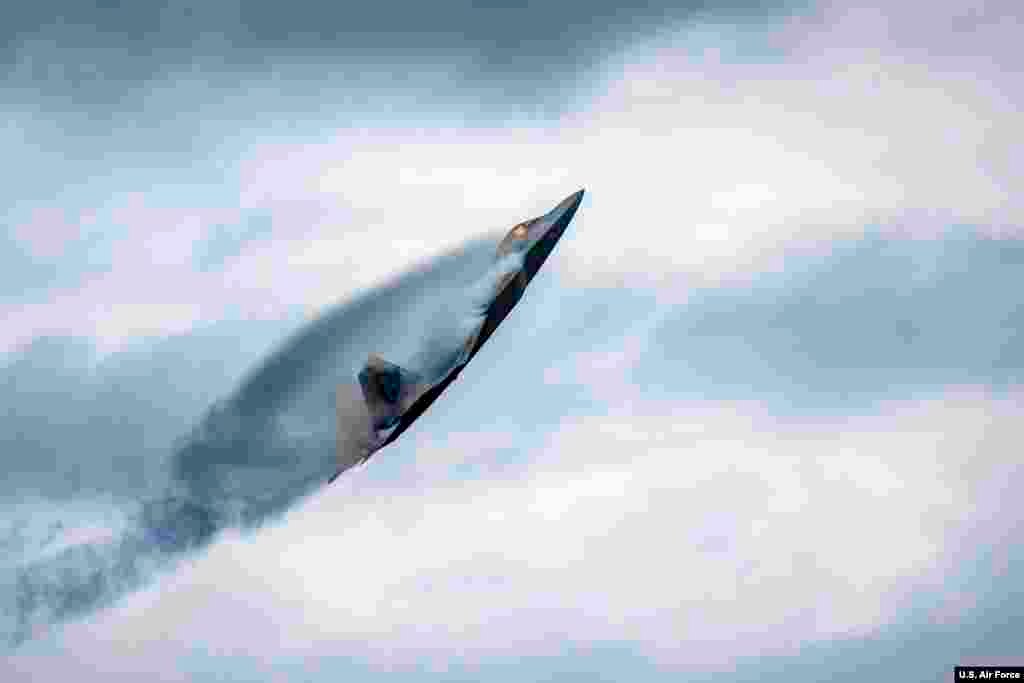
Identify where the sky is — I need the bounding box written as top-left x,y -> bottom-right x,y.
1,0 -> 1022,680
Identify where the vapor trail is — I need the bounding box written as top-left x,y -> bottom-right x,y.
2,237 -> 500,649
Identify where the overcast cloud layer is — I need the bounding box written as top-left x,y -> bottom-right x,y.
2,0 -> 785,113
2,0 -> 1022,680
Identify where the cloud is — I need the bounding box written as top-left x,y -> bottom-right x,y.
6,388 -> 1019,675
5,2 -> 1021,354
12,207 -> 81,259
1,195 -> 280,353
215,0 -> 1024,303
0,237 -> 506,649
0,315 -> 300,647
1,0 -> 783,111
2,1 -> 1022,677
8,198 -> 1015,655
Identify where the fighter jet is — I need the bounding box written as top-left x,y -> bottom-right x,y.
331,189 -> 585,482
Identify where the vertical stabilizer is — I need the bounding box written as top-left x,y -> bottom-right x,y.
357,354 -> 423,431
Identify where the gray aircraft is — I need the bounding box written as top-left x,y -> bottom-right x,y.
331,189 -> 585,482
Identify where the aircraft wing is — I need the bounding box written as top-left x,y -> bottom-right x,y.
330,188 -> 584,482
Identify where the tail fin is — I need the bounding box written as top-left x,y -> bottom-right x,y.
357,354 -> 423,431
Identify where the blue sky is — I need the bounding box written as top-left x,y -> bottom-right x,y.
2,0 -> 1023,680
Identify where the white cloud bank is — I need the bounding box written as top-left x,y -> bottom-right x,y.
8,387 -> 1019,676
2,2 -> 1021,674
5,1 -> 1022,352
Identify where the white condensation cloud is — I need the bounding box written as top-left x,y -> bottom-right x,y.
246,127 -> 577,312
10,388 -> 1020,676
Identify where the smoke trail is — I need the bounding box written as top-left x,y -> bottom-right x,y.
4,495 -> 218,646
1,236 -> 499,650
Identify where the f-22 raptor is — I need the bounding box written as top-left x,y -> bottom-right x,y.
331,189 -> 585,483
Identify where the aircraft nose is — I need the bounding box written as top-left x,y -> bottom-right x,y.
550,189 -> 585,220
534,188 -> 584,240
